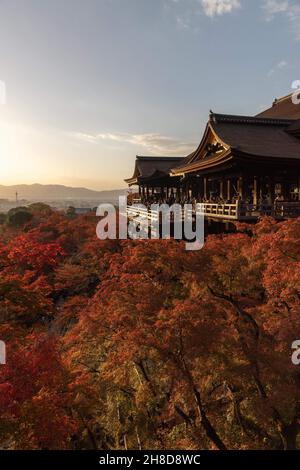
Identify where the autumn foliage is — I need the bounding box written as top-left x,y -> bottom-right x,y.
0,206 -> 300,450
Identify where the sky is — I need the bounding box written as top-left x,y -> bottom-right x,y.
0,0 -> 300,190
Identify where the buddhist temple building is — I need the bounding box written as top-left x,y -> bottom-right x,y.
125,93 -> 300,222
125,156 -> 184,201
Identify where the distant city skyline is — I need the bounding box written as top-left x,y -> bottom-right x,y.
1,0 -> 300,190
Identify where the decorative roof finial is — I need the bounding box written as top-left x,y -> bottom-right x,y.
209,110 -> 217,123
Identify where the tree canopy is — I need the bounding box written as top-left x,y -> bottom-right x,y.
0,206 -> 299,449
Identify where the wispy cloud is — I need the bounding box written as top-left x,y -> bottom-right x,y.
73,131 -> 196,156
167,0 -> 241,31
176,14 -> 191,30
170,1 -> 300,40
267,59 -> 287,76
201,0 -> 241,17
287,4 -> 300,41
262,0 -> 289,21
262,1 -> 300,40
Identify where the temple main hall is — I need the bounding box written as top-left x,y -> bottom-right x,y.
125,93 -> 300,222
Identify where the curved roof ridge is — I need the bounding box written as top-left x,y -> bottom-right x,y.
210,113 -> 293,126
136,155 -> 184,160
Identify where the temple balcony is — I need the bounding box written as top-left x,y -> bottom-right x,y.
200,201 -> 300,220
127,200 -> 300,222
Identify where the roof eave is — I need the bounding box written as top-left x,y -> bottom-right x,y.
124,177 -> 138,185
232,148 -> 300,165
171,149 -> 233,175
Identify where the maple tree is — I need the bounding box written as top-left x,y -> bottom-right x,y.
0,205 -> 300,449
0,333 -> 77,449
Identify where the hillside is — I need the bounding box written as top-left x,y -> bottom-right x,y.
0,184 -> 127,201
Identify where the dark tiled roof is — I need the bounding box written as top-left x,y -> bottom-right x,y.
172,112 -> 300,175
127,93 -> 300,181
173,151 -> 195,168
211,113 -> 300,160
257,93 -> 300,119
125,156 -> 184,184
287,119 -> 300,137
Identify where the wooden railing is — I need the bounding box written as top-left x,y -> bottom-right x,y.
127,202 -> 240,220
127,201 -> 300,222
198,202 -> 239,220
127,205 -> 159,222
199,201 -> 300,220
273,201 -> 300,218
126,205 -> 192,222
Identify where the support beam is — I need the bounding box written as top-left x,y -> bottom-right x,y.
237,177 -> 244,199
253,177 -> 260,206
227,179 -> 231,201
269,177 -> 275,204
204,177 -> 208,200
198,178 -> 204,200
220,180 -> 224,199
281,182 -> 288,200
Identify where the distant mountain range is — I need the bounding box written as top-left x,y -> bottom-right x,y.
0,184 -> 127,202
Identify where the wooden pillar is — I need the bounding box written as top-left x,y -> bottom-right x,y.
227,179 -> 231,201
237,176 -> 244,199
198,178 -> 204,200
281,181 -> 288,201
269,177 -> 275,204
204,177 -> 208,200
220,180 -> 224,199
182,182 -> 186,199
253,177 -> 260,206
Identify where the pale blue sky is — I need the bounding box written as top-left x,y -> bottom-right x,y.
0,0 -> 299,189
